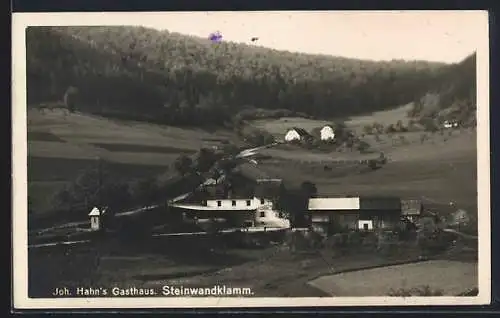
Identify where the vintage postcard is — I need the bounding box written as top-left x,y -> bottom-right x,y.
12,11 -> 490,309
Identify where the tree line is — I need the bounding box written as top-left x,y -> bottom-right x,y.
26,26 -> 474,128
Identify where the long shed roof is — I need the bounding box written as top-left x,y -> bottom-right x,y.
308,197 -> 360,210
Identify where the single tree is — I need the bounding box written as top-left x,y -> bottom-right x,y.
357,140 -> 371,153
63,86 -> 79,113
174,155 -> 193,176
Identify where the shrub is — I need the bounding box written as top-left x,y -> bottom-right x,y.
419,117 -> 439,132
385,124 -> 397,134
357,140 -> 371,153
388,285 -> 444,296
363,125 -> 373,135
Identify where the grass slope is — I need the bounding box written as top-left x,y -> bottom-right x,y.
28,103 -> 478,221
27,109 -> 240,212
248,106 -> 477,215
250,103 -> 416,137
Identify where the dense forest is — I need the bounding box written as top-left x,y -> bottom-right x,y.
26,26 -> 475,127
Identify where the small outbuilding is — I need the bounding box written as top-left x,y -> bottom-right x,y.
88,206 -> 108,231
401,199 -> 423,222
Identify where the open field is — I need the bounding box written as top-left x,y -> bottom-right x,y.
345,103 -> 415,133
250,103 -> 415,137
27,236 -> 286,297
27,109 -> 237,162
27,105 -> 477,220
133,241 -> 475,297
255,129 -> 477,214
26,106 -> 479,298
308,260 -> 477,296
27,109 -> 240,213
28,235 -> 439,298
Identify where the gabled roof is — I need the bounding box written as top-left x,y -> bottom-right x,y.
289,127 -> 311,137
88,206 -> 107,216
308,197 -> 361,211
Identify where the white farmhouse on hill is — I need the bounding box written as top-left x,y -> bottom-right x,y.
284,127 -> 311,142
320,125 -> 335,141
443,120 -> 459,129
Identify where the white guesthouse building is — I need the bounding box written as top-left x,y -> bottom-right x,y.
171,197 -> 290,228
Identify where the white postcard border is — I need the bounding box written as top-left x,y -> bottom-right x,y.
12,11 -> 491,309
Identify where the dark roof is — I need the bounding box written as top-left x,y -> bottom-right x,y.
401,199 -> 423,215
290,127 -> 311,137
359,197 -> 401,210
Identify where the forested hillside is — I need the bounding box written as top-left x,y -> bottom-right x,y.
408,53 -> 476,126
26,26 -> 473,127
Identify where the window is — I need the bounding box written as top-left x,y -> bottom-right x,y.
217,201 -> 221,207
246,200 -> 251,206
260,198 -> 265,205
363,223 -> 369,231
260,211 -> 266,217
232,200 -> 236,206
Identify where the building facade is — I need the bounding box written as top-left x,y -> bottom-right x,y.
401,199 -> 423,222
171,196 -> 290,228
307,197 -> 401,233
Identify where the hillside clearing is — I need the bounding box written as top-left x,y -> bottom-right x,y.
249,103 -> 416,137
27,110 -> 240,213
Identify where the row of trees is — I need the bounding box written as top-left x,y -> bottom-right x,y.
26,26 -> 472,128
51,168 -> 164,216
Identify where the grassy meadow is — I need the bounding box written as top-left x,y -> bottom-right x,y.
27,105 -> 478,223
249,103 -> 415,138
27,109 -> 239,213
308,260 -> 477,296
248,113 -> 477,216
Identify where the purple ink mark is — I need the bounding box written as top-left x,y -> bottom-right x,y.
208,31 -> 223,43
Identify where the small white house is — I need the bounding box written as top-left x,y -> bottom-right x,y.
320,125 -> 336,141
88,206 -> 107,231
443,120 -> 459,129
284,127 -> 311,142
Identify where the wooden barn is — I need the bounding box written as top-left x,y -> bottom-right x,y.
401,199 -> 423,222
307,196 -> 402,234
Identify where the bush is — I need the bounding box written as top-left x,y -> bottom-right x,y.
388,285 -> 444,296
174,155 -> 194,176
363,125 -> 373,135
419,117 -> 439,132
357,140 -> 371,153
418,229 -> 452,255
385,124 -> 397,134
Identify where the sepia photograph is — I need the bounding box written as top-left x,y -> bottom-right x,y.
12,11 -> 490,309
